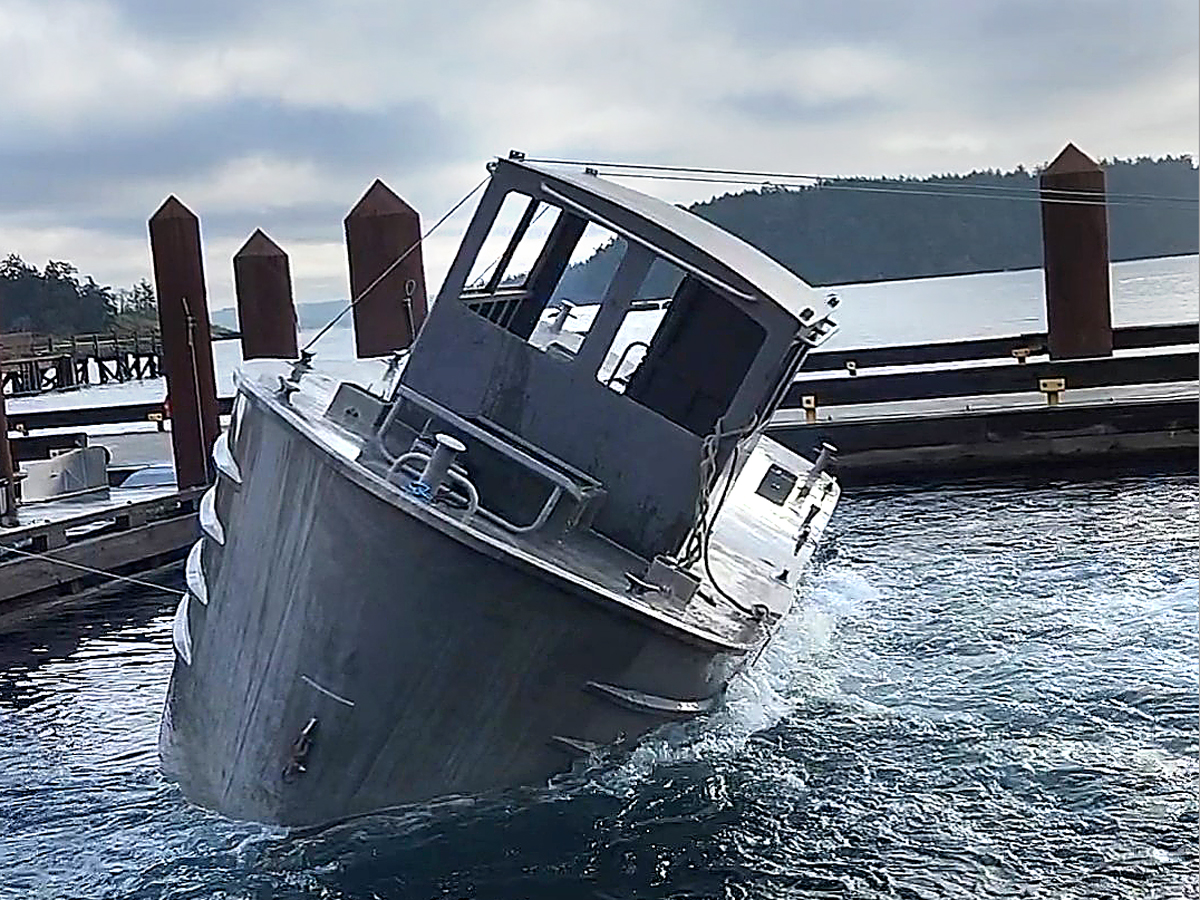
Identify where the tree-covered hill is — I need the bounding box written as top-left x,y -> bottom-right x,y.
0,254 -> 160,336
550,156 -> 1198,302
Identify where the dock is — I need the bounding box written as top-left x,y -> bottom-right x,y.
0,485 -> 200,633
0,327 -> 239,397
0,182 -> 419,628
767,322 -> 1198,484
768,145 -> 1198,485
1,143 -> 1197,625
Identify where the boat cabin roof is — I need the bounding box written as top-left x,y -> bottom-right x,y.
501,156 -> 822,323
391,156 -> 836,562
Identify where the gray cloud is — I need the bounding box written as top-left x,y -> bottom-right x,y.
728,91 -> 886,125
108,0 -> 308,40
0,97 -> 456,215
0,0 -> 1193,304
712,0 -> 1197,110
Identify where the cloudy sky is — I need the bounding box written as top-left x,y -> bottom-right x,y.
1,0 -> 1196,312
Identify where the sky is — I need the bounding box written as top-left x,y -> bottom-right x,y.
1,0 -> 1196,313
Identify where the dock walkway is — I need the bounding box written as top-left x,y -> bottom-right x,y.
767,323 -> 1198,484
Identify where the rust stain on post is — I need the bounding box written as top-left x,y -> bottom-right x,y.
234,229 -> 298,360
148,196 -> 221,489
344,179 -> 427,357
1040,143 -> 1114,360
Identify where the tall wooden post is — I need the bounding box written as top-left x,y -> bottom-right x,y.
148,196 -> 221,489
0,360 -> 16,526
0,294 -> 16,524
234,229 -> 299,360
344,180 -> 427,358
1040,143 -> 1113,359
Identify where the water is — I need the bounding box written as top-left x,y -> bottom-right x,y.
6,254 -> 1197,418
2,475 -> 1195,898
1,257 -> 1197,898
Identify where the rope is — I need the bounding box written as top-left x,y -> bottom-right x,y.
699,443 -> 759,619
302,174 -> 492,352
591,171 -> 1193,209
680,411 -> 762,567
0,542 -> 186,596
671,407 -> 770,620
182,297 -> 210,480
519,157 -> 1199,208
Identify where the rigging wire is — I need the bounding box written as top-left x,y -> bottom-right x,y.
302,174 -> 492,352
519,157 -> 1198,208
591,170 -> 1194,209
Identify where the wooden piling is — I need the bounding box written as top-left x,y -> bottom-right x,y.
0,296 -> 16,524
1041,144 -> 1113,360
148,196 -> 221,489
344,180 -> 427,357
233,229 -> 299,360
0,365 -> 16,527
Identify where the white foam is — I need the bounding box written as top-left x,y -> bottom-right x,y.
587,564 -> 879,795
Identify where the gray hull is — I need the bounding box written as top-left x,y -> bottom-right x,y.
160,385 -> 747,827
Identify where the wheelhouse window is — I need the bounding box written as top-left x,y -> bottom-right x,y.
463,192 -> 561,292
455,190 -> 767,438
616,276 -> 765,437
458,191 -> 620,352
568,238 -> 766,438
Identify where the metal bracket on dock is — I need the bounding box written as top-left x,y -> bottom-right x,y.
801,394 -> 818,424
1039,377 -> 1066,406
1012,347 -> 1035,365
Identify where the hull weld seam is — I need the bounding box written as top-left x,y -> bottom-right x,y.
549,734 -> 601,756
300,674 -> 356,708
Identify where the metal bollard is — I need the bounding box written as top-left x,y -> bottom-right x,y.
549,301 -> 576,335
801,441 -> 837,494
417,433 -> 466,496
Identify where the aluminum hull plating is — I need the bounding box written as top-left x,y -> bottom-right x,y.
159,382 -> 755,827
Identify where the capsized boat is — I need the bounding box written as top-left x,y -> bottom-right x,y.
159,154 -> 841,827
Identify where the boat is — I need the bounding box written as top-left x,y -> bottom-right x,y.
158,152 -> 842,827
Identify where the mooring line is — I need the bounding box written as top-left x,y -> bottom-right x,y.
0,543 -> 187,596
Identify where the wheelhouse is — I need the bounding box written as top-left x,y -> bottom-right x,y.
387,155 -> 835,561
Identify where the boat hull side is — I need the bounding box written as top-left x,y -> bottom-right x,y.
160,388 -> 745,826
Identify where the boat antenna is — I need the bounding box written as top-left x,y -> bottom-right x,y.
302,173 -> 492,353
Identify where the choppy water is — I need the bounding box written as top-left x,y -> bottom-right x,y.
2,254 -> 1197,897
1,472 -> 1195,899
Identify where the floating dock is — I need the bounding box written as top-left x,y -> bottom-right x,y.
0,182 -> 425,627
0,484 -> 200,633
767,322 -> 1198,484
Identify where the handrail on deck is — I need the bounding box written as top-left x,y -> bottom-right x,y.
381,384 -> 603,503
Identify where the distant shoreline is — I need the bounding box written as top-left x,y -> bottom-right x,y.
207,252 -> 1198,317
821,251 -> 1199,289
